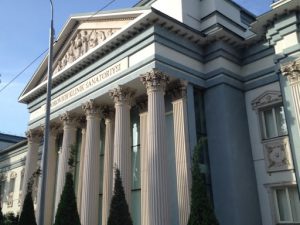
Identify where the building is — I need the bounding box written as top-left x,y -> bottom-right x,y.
0,133 -> 25,150
1,0 -> 300,224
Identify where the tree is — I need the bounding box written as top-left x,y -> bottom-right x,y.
4,213 -> 18,225
53,147 -> 81,225
18,169 -> 40,225
0,205 -> 4,225
188,140 -> 219,225
107,168 -> 133,225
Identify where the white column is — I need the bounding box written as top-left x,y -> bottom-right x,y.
140,69 -> 170,225
81,100 -> 101,225
54,112 -> 77,213
109,86 -> 134,206
22,129 -> 43,205
101,106 -> 115,225
37,124 -> 60,225
170,82 -> 192,225
76,118 -> 86,216
137,98 -> 149,225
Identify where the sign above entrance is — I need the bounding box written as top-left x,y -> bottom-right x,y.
29,57 -> 129,121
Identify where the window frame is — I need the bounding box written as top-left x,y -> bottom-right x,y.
266,183 -> 300,225
260,104 -> 288,140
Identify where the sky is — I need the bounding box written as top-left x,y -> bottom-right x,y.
0,0 -> 272,136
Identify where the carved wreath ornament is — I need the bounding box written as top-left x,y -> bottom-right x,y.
263,137 -> 293,172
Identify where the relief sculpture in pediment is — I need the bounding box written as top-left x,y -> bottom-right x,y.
54,28 -> 118,74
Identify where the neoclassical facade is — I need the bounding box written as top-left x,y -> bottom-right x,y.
1,0 -> 300,225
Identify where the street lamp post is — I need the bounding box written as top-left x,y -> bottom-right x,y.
38,0 -> 55,224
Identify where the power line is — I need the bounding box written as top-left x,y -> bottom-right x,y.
0,48 -> 48,94
0,0 -> 123,95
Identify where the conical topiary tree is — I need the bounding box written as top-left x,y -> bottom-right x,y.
19,169 -> 40,225
107,168 -> 133,225
188,139 -> 219,225
53,172 -> 81,225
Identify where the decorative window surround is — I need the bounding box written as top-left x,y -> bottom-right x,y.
265,182 -> 299,225
252,91 -> 292,173
263,136 -> 293,173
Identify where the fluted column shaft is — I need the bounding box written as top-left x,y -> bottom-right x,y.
139,110 -> 148,225
101,107 -> 115,225
77,122 -> 86,216
81,100 -> 101,225
54,112 -> 77,213
171,83 -> 192,225
22,130 -> 42,205
37,125 -> 60,225
109,86 -> 134,206
141,70 -> 170,225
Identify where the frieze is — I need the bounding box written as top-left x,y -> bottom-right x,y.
263,137 -> 293,173
53,28 -> 119,74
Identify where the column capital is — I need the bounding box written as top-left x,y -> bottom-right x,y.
136,95 -> 148,113
140,69 -> 169,93
168,80 -> 187,101
109,86 -> 135,106
25,129 -> 43,143
281,58 -> 300,85
82,99 -> 101,118
60,111 -> 77,127
101,105 -> 115,120
41,123 -> 61,138
77,116 -> 87,129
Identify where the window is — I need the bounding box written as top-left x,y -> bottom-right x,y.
9,178 -> 15,194
274,186 -> 300,223
19,169 -> 24,191
261,105 -> 288,139
0,179 -> 6,203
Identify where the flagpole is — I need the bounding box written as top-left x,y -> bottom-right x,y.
38,0 -> 55,224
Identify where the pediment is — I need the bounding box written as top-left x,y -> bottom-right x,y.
18,8 -> 154,103
48,17 -> 135,80
19,10 -> 146,101
252,91 -> 282,110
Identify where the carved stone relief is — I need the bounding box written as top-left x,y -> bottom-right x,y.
54,28 -> 119,74
263,137 -> 293,172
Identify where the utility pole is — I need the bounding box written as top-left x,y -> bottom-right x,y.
38,0 -> 55,224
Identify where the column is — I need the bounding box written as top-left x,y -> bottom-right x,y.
140,69 -> 170,225
137,97 -> 149,225
109,86 -> 134,205
36,124 -> 60,225
76,117 -> 86,216
101,106 -> 115,225
81,100 -> 101,225
170,81 -> 191,225
54,112 -> 77,213
22,129 -> 43,205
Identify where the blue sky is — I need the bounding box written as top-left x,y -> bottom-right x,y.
0,0 -> 272,136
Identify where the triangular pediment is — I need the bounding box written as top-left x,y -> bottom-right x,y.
19,8 -> 151,103
252,91 -> 282,110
